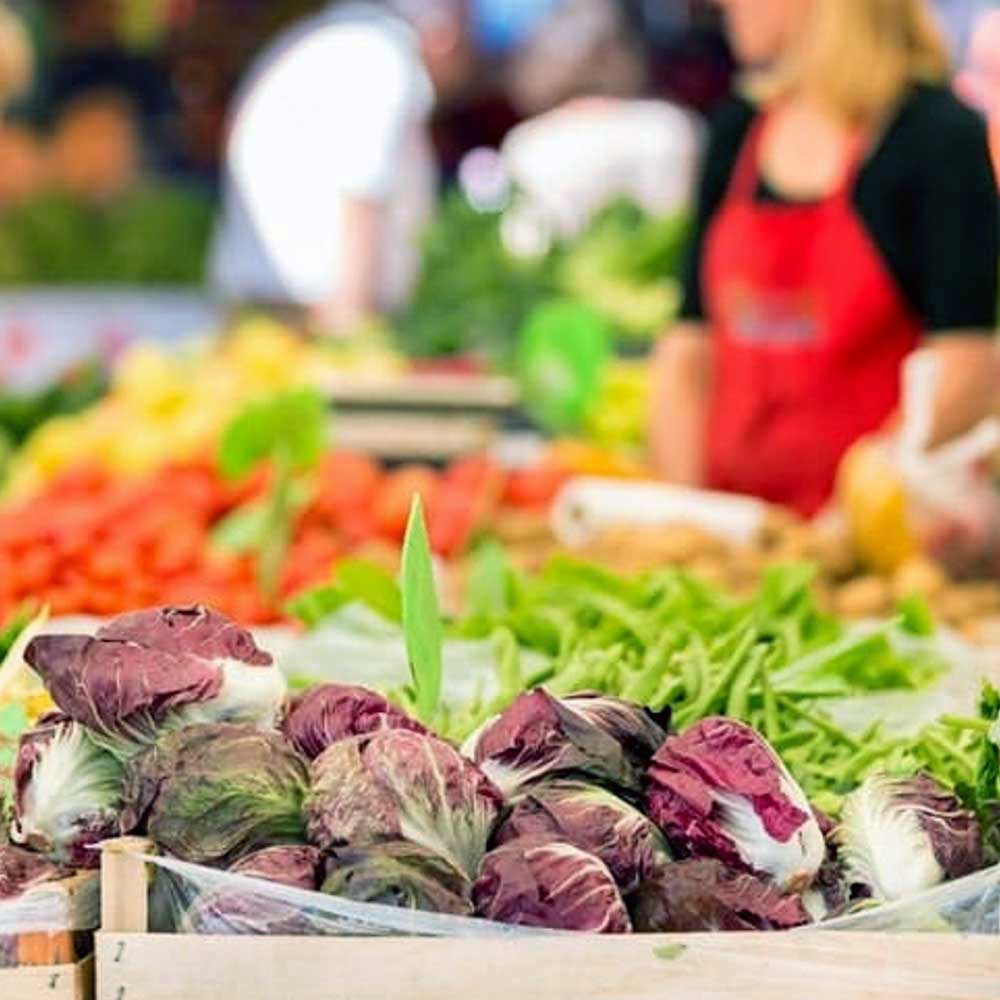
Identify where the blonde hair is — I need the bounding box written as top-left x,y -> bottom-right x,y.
749,0 -> 950,124
0,4 -> 31,106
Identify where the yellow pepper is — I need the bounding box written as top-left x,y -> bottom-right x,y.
837,439 -> 917,573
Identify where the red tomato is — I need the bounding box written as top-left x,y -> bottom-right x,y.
428,498 -> 477,558
315,450 -> 383,515
373,466 -> 441,541
503,463 -> 571,509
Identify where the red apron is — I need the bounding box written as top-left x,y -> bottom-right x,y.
703,115 -> 921,516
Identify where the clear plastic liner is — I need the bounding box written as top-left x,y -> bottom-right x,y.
145,854 -> 541,939
0,871 -> 100,934
822,624 -> 1000,737
814,864 -> 1000,934
143,853 -> 999,940
261,605 -> 548,708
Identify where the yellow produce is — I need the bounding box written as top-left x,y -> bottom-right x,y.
583,360 -> 648,453
4,318 -> 398,496
548,439 -> 649,479
113,343 -> 191,418
0,686 -> 53,723
224,318 -> 312,389
837,439 -> 917,574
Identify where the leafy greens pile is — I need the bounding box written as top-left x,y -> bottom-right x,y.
0,186 -> 213,284
394,192 -> 688,366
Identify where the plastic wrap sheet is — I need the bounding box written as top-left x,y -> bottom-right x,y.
0,872 -> 100,968
261,605 -> 548,708
821,625 -> 999,737
144,853 -> 999,940
145,854 -> 539,939
813,864 -> 1000,934
0,874 -> 99,935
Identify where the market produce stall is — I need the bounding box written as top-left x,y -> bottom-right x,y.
0,92 -> 995,1000
0,496 -> 996,1000
4,2 -> 999,995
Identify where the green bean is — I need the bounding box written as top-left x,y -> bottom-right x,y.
775,696 -> 861,751
772,729 -> 818,753
727,649 -> 763,720
680,626 -> 758,724
759,648 -> 779,740
939,715 -> 992,735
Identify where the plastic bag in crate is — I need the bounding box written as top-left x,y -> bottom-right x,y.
144,852 -> 999,939
0,847 -> 100,967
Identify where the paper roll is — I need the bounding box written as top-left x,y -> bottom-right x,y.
550,477 -> 767,548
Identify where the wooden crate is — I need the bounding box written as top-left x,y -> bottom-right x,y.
96,839 -> 1000,1000
2,956 -> 93,1000
1,872 -> 98,1000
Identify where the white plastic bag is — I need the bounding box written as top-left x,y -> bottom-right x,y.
894,352 -> 1000,578
142,851 -> 999,940
0,871 -> 100,968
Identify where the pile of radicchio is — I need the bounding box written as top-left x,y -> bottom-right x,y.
6,604 -> 989,939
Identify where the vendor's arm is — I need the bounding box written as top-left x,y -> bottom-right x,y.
913,93 -> 999,445
311,198 -> 383,332
923,335 -> 998,446
649,98 -> 754,484
650,324 -> 712,485
311,29 -> 418,332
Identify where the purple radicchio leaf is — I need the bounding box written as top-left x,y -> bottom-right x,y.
25,607 -> 284,752
462,689 -> 642,799
835,773 -> 984,902
473,834 -> 632,933
494,780 -> 670,894
646,717 -> 825,891
305,729 -> 502,879
11,713 -> 123,868
282,684 -> 425,760
628,858 -> 810,932
228,845 -> 322,891
0,843 -> 61,899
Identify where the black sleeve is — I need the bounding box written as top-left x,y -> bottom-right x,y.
910,92 -> 998,333
678,96 -> 757,322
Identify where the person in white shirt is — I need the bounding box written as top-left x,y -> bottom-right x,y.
500,97 -> 702,251
210,1 -> 471,330
498,0 -> 701,250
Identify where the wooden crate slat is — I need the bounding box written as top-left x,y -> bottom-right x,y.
2,954 -> 93,1000
95,932 -> 1000,1000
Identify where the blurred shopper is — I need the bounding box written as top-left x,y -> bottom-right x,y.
500,96 -> 701,247
44,0 -> 175,172
0,3 -> 40,206
210,1 -> 472,330
48,91 -> 139,201
505,0 -> 646,116
650,0 -> 999,517
497,0 -> 700,247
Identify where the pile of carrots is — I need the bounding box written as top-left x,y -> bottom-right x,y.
0,450 -> 570,625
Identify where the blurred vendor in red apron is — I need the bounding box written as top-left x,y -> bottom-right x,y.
651,0 -> 999,517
